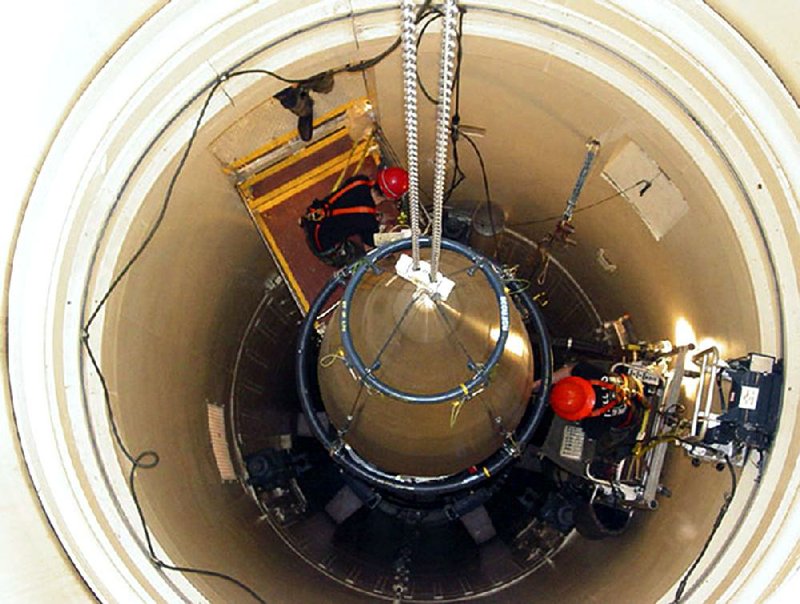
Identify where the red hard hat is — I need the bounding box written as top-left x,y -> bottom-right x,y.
549,376 -> 596,421
376,167 -> 409,200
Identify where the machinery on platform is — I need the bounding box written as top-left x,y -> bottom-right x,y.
264,273 -> 784,550
532,320 -> 783,539
233,226 -> 783,599
286,264 -> 785,541
237,1 -> 785,596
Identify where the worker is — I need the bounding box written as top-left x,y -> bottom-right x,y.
547,362 -> 646,447
300,167 -> 409,267
547,364 -> 649,470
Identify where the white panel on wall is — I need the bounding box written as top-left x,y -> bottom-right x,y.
602,140 -> 688,241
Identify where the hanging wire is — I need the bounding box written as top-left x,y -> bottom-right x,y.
509,176 -> 661,228
81,74 -> 268,604
671,455 -> 738,603
416,11 -> 445,103
78,5 -> 446,597
401,0 -> 422,267
127,457 -> 267,604
444,7 -> 467,207
429,0 -> 459,279
461,131 -> 500,259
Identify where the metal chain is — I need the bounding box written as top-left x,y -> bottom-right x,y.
401,0 -> 422,267
429,0 -> 459,279
562,139 -> 601,222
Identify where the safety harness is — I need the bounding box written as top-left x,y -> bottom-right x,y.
302,178 -> 376,253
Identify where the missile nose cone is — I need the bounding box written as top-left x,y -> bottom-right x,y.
317,249 -> 534,476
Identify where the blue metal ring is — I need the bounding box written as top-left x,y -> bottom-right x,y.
295,241 -> 553,497
338,237 -> 510,404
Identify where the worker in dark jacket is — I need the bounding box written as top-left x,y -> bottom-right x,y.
547,361 -> 648,461
301,167 -> 409,267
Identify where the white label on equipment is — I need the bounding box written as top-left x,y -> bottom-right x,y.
629,366 -> 661,386
740,386 -> 759,410
560,425 -> 586,461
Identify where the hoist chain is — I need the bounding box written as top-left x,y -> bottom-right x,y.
429,0 -> 459,279
401,0 -> 422,267
400,0 -> 459,277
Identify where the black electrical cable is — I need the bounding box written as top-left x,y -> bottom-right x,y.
461,131 -> 501,258
238,2 -> 437,85
79,6 -> 440,596
82,73 -> 269,604
343,37 -> 402,74
419,7 -> 502,264
453,8 -> 465,121
417,5 -> 465,105
508,177 -> 659,228
416,11 -> 445,104
127,457 -> 267,604
84,80 -> 223,331
444,8 -> 467,204
671,454 -> 738,603
345,0 -> 436,74
218,68 -> 308,85
444,131 -> 467,203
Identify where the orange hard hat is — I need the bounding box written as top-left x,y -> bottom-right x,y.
376,167 -> 409,200
549,376 -> 596,421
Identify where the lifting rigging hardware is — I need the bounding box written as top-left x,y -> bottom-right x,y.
401,0 -> 459,278
400,0 -> 422,266
537,138 -> 601,284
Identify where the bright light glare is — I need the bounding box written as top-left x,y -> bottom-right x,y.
674,317 -> 696,348
414,291 -> 437,311
490,327 -> 527,357
672,317 -> 726,400
695,337 -> 724,357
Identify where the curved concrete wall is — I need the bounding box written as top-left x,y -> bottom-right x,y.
3,1 -> 800,602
